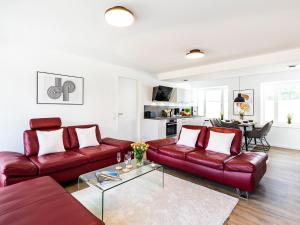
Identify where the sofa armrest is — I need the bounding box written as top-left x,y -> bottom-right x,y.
146,138 -> 177,151
0,151 -> 38,176
101,138 -> 133,152
224,152 -> 268,173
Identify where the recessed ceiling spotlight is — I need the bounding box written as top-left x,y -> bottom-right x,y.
186,49 -> 206,59
105,6 -> 134,27
288,64 -> 298,68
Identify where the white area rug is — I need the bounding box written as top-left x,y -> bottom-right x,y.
72,171 -> 238,225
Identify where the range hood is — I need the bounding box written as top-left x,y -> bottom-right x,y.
152,86 -> 174,101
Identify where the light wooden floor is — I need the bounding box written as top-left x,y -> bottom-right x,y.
64,147 -> 300,225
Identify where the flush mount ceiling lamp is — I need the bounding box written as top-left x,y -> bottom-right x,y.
186,49 -> 206,59
234,76 -> 245,103
105,6 -> 134,27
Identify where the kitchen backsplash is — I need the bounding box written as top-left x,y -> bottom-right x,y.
144,105 -> 196,117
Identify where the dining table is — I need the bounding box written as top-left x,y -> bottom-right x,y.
238,122 -> 256,151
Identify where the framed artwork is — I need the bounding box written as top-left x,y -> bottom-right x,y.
233,89 -> 254,116
37,71 -> 84,105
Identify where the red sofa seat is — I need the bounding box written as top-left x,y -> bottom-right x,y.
73,144 -> 120,162
30,151 -> 89,175
186,150 -> 231,170
0,176 -> 104,225
158,144 -> 197,160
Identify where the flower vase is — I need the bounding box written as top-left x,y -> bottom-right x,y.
134,151 -> 144,167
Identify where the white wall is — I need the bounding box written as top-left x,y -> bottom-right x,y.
0,43 -> 159,153
191,70 -> 300,150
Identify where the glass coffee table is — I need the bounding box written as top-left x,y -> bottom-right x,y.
78,159 -> 164,221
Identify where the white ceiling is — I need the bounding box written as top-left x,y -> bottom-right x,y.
1,0 -> 300,74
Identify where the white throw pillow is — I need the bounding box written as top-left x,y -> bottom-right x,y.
76,126 -> 99,148
177,127 -> 201,148
206,131 -> 235,155
36,129 -> 65,156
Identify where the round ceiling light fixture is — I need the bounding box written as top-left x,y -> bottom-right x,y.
105,6 -> 134,27
186,49 -> 206,59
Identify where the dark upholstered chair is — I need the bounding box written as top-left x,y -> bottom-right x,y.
209,118 -> 222,127
220,121 -> 240,129
245,121 -> 273,152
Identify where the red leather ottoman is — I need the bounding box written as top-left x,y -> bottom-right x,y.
0,176 -> 104,225
0,152 -> 37,187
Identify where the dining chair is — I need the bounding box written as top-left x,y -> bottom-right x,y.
245,121 -> 273,152
209,118 -> 222,127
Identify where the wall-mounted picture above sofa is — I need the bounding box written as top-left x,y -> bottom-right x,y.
233,89 -> 254,116
37,71 -> 84,105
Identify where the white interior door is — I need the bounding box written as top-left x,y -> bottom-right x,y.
117,77 -> 138,141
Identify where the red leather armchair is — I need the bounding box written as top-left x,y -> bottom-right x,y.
146,125 -> 268,195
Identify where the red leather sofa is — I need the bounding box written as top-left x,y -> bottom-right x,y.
146,125 -> 268,196
0,176 -> 104,225
0,117 -> 133,187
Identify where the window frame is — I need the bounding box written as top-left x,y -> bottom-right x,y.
261,80 -> 300,126
197,86 -> 228,118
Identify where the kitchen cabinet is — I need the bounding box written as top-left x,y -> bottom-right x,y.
141,119 -> 166,141
170,88 -> 192,104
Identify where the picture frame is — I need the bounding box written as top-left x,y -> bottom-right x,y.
233,89 -> 254,116
37,71 -> 84,105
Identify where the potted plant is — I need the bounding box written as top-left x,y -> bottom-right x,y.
220,112 -> 224,120
239,111 -> 245,120
131,142 -> 149,166
287,113 -> 293,124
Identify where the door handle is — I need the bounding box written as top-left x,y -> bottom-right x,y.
118,113 -> 124,116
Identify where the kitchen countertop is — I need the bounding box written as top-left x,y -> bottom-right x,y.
144,116 -> 202,120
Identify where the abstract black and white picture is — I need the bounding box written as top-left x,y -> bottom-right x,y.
37,72 -> 84,105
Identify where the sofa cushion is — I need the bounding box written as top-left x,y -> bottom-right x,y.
177,127 -> 201,147
0,176 -> 104,225
181,125 -> 207,148
36,129 -> 66,156
205,131 -> 235,155
73,144 -> 120,162
30,151 -> 88,175
224,152 -> 268,173
186,150 -> 231,170
158,145 -> 197,160
24,128 -> 70,157
0,152 -> 37,176
204,127 -> 242,155
68,125 -> 101,149
101,138 -> 133,152
146,138 -> 177,151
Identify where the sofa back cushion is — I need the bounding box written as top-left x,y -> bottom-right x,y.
24,128 -> 70,157
181,125 -> 207,148
204,127 -> 242,155
68,124 -> 101,149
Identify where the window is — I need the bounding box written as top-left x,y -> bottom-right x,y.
197,87 -> 228,118
262,81 -> 300,124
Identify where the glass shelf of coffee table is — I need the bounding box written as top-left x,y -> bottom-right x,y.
78,159 -> 164,221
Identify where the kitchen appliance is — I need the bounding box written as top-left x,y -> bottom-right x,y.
152,86 -> 173,101
144,111 -> 156,118
174,108 -> 180,116
166,119 -> 177,137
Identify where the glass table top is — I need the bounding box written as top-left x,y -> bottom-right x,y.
78,159 -> 162,192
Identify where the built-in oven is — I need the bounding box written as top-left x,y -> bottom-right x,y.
166,119 -> 177,137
